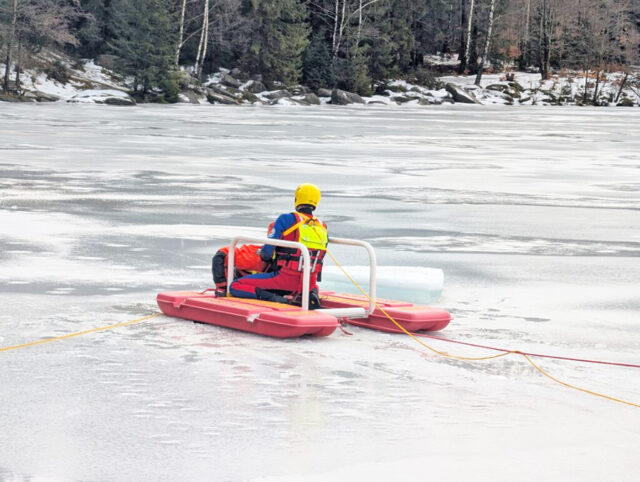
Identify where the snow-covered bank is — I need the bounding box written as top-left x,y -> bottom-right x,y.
0,56 -> 136,105
2,53 -> 639,107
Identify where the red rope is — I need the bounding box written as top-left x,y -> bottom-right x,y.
412,332 -> 640,369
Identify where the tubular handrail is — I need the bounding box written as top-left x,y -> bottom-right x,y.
227,236 -> 311,310
327,237 -> 377,313
226,236 -> 377,314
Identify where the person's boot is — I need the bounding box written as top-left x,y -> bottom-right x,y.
290,289 -> 321,310
309,288 -> 321,310
255,288 -> 289,304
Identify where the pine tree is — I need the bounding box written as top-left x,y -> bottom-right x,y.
113,0 -> 178,101
248,0 -> 310,86
77,0 -> 123,58
303,31 -> 335,89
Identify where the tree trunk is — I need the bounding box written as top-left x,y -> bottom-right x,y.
194,0 -> 210,79
539,0 -> 551,80
332,0 -> 339,57
3,0 -> 18,93
583,69 -> 589,104
175,0 -> 188,67
353,0 -> 363,57
463,0 -> 475,73
334,0 -> 347,60
14,35 -> 22,90
198,5 -> 210,79
475,0 -> 496,86
458,0 -> 467,73
614,72 -> 629,103
592,69 -> 601,105
519,0 -> 531,69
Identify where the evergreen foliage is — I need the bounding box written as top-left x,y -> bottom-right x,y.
247,0 -> 310,86
303,32 -> 335,90
113,0 -> 178,101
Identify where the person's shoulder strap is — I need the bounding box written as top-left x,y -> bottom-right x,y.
282,212 -> 309,237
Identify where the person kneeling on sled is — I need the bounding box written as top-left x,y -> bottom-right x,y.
211,223 -> 275,296
229,183 -> 328,309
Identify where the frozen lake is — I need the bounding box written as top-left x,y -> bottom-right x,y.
1,104 -> 639,481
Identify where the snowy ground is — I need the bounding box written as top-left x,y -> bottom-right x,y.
0,104 -> 639,481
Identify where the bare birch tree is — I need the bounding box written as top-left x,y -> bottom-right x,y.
175,0 -> 188,67
474,0 -> 497,85
194,0 -> 211,78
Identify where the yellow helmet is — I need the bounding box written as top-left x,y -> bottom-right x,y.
294,183 -> 321,209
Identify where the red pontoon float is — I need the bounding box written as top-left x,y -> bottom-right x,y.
157,236 -> 451,338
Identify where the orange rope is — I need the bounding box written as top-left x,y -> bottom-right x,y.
325,248 -> 640,409
0,313 -> 162,353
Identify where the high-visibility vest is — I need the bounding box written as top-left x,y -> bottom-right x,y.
276,212 -> 328,273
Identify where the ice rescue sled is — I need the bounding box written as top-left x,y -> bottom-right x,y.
157,236 -> 451,338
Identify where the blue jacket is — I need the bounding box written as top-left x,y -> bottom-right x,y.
260,213 -> 299,260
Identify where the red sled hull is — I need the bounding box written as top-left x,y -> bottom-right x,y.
157,290 -> 451,338
319,291 -> 451,333
157,291 -> 338,338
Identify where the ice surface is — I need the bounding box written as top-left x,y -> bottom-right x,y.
0,104 -> 639,482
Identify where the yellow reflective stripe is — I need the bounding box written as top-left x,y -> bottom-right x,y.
282,212 -> 314,237
283,219 -> 305,237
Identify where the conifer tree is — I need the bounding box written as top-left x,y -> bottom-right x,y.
303,31 -> 335,89
113,0 -> 178,101
248,0 -> 310,86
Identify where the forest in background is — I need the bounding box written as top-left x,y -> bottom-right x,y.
1,0 -> 639,101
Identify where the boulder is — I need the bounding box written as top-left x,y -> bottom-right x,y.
317,88 -> 332,97
245,80 -> 267,94
264,89 -> 292,100
445,83 -> 480,104
67,89 -> 136,105
35,91 -> 60,102
374,84 -> 389,96
206,90 -> 240,105
178,90 -> 201,104
508,81 -> 525,93
230,68 -> 247,81
0,93 -> 21,102
387,83 -> 408,93
209,84 -> 242,98
391,95 -> 414,104
290,85 -> 312,95
486,84 -> 509,93
302,93 -> 320,105
221,73 -> 242,88
242,91 -> 261,103
485,89 -> 514,104
270,97 -> 305,106
418,97 -> 444,105
104,96 -> 136,106
486,83 -> 520,99
331,89 -> 365,105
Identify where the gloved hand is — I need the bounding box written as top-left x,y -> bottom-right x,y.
258,248 -> 272,262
